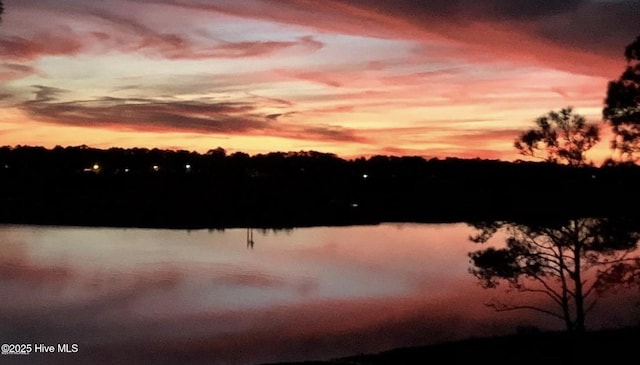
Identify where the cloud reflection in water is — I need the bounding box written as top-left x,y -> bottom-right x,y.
0,224 -> 636,364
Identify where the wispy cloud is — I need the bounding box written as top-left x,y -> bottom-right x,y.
147,0 -> 638,77
0,3 -> 324,61
18,86 -> 364,143
203,36 -> 323,59
0,31 -> 84,60
0,63 -> 37,81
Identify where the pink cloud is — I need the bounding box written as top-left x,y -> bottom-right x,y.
0,31 -> 83,60
0,63 -> 37,81
200,36 -> 323,59
0,5 -> 324,61
8,1 -> 635,77
277,69 -> 344,88
152,0 -> 637,77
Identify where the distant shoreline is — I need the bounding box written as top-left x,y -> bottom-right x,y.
3,145 -> 640,229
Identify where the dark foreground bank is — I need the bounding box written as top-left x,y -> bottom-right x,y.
263,326 -> 640,365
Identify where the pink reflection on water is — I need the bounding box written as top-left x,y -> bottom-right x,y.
0,224 -> 637,364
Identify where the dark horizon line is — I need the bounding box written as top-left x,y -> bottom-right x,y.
0,143 -> 590,166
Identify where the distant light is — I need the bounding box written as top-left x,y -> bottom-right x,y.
92,164 -> 100,171
362,174 -> 369,179
124,168 -> 130,173
3,164 -> 8,169
350,203 -> 359,208
185,164 -> 192,172
153,165 -> 160,172
591,175 -> 597,179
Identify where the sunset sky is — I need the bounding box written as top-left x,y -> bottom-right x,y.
1,0 -> 638,161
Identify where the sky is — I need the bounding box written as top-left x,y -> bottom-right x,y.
0,0 -> 639,161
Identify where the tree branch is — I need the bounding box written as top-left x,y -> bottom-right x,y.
526,274 -> 564,304
486,302 -> 566,321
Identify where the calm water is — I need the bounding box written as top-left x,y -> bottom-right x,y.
1,223 -> 638,364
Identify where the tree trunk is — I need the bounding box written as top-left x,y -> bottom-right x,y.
573,245 -> 586,332
557,249 -> 574,331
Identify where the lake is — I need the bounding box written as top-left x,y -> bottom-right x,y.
1,223 -> 638,364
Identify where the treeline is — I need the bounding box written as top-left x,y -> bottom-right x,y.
1,145 -> 639,228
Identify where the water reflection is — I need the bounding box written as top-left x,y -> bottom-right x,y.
247,228 -> 255,249
0,223 -> 638,365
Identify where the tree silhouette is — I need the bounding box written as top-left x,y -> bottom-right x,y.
604,35 -> 640,161
469,218 -> 640,332
0,1 -> 4,23
514,107 -> 599,166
